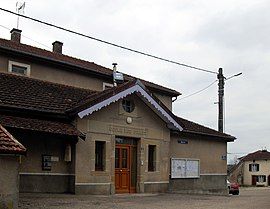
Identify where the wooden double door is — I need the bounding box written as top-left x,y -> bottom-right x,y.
115,138 -> 137,193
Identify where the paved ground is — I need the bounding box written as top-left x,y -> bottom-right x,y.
19,187 -> 270,209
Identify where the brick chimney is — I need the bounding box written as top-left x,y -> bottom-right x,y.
10,28 -> 22,43
52,41 -> 63,53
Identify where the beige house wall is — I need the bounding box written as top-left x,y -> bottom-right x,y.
154,93 -> 172,110
243,160 -> 270,186
7,130 -> 76,193
0,156 -> 19,209
75,94 -> 170,194
170,135 -> 227,174
168,134 -> 228,195
0,55 -> 103,91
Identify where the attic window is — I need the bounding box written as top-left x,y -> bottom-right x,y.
122,99 -> 135,113
8,61 -> 30,76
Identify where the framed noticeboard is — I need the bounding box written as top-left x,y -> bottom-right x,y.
42,155 -> 52,171
171,158 -> 200,179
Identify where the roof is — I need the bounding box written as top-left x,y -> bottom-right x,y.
0,72 -> 235,140
0,115 -> 84,138
0,123 -> 26,155
76,79 -> 183,131
0,72 -> 96,114
240,150 -> 270,161
174,116 -> 236,141
0,37 -> 180,96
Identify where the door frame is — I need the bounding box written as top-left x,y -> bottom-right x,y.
115,137 -> 137,194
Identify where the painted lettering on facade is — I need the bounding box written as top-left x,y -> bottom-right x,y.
108,125 -> 148,137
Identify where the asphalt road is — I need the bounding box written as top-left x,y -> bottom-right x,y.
19,187 -> 270,209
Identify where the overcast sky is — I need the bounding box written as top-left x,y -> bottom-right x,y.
1,0 -> 269,162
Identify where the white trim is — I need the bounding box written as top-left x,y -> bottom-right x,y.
78,84 -> 183,131
19,172 -> 75,176
103,82 -> 114,90
8,60 -> 31,76
144,181 -> 169,184
75,182 -> 111,186
200,173 -> 227,176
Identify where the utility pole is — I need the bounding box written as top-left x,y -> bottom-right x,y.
217,68 -> 224,133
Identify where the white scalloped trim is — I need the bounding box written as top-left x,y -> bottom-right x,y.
78,84 -> 182,131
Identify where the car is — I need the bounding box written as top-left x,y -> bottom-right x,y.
227,180 -> 240,195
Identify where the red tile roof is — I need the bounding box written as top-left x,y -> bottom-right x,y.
0,115 -> 84,138
0,72 -> 96,114
240,150 -> 270,161
69,79 -> 140,114
175,116 -> 235,140
0,72 -> 234,140
0,38 -> 180,96
0,123 -> 26,154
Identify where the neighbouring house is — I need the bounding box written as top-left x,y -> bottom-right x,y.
0,28 -> 236,195
0,124 -> 26,209
228,150 -> 270,186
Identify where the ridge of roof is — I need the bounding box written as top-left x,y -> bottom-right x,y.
240,150 -> 270,161
75,79 -> 183,131
0,38 -> 180,96
174,116 -> 236,140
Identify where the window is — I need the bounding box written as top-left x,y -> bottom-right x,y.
249,163 -> 259,172
8,61 -> 30,76
103,82 -> 113,90
95,141 -> 105,171
257,175 -> 266,183
122,99 -> 135,113
171,158 -> 200,178
148,145 -> 156,172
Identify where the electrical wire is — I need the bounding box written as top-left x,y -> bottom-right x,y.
0,24 -> 51,50
0,7 -> 218,75
178,80 -> 218,101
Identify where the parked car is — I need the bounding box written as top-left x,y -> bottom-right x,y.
227,180 -> 240,195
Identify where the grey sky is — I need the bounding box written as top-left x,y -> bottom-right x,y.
1,0 -> 269,162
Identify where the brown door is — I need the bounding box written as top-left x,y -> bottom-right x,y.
252,175 -> 257,185
115,145 -> 130,193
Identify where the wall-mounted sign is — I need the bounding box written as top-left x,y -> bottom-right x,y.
177,139 -> 188,144
42,155 -> 52,171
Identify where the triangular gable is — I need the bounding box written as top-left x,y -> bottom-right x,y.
78,81 -> 183,131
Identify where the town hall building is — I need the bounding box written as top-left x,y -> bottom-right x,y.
0,28 -> 235,196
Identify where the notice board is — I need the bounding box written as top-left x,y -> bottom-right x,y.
171,158 -> 199,178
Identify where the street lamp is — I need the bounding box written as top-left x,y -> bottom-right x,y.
217,68 -> 242,133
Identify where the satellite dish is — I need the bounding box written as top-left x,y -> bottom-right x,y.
113,71 -> 124,82
112,63 -> 124,86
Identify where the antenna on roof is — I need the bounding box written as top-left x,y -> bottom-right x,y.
16,1 -> 25,29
